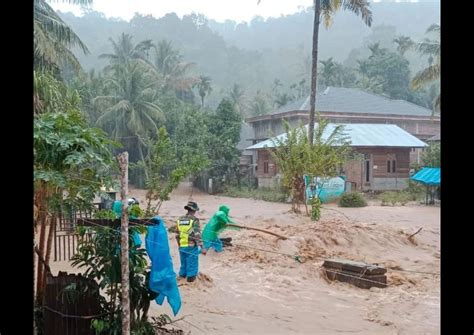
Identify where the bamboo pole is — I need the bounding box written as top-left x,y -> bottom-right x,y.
118,152 -> 130,335
226,224 -> 287,240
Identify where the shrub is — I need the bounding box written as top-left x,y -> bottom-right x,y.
310,196 -> 322,221
406,180 -> 424,201
339,192 -> 367,207
223,186 -> 289,203
380,191 -> 412,206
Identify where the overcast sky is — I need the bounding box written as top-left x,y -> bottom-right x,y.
50,0 -> 426,23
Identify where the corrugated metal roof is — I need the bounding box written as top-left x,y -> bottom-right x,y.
428,133 -> 440,141
410,167 -> 440,186
271,87 -> 433,117
246,123 -> 428,150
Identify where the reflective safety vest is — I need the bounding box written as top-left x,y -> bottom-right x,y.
177,217 -> 194,247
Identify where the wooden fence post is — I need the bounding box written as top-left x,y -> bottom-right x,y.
118,152 -> 130,335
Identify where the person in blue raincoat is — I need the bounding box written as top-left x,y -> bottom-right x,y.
175,201 -> 204,282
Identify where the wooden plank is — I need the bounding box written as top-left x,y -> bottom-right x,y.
324,270 -> 387,289
323,258 -> 387,275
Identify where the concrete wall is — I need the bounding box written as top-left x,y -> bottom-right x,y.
258,176 -> 280,188
371,178 -> 409,191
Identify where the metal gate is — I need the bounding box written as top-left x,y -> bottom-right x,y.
53,209 -> 94,262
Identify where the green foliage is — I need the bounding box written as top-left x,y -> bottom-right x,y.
406,180 -> 425,201
134,127 -> 201,216
34,0 -> 89,74
172,105 -> 211,174
222,186 -> 289,203
72,225 -> 154,334
205,99 -> 242,185
250,91 -> 272,117
34,70 -> 82,115
271,117 -> 351,213
93,209 -> 117,220
422,143 -> 440,167
34,110 -> 118,212
310,196 -> 322,221
358,44 -> 411,100
411,24 -> 440,113
410,161 -> 422,173
379,191 -> 411,206
195,75 -> 213,108
339,192 -> 367,207
319,58 -> 357,88
129,204 -> 144,218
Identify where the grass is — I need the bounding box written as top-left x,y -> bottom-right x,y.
222,186 -> 289,203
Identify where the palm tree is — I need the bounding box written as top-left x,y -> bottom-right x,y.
275,93 -> 295,108
99,33 -> 154,72
196,75 -> 212,109
229,84 -> 246,115
319,57 -> 345,88
152,40 -> 180,74
393,35 -> 414,56
411,24 -> 440,112
258,0 -> 372,145
94,60 -> 164,173
151,40 -> 200,97
250,91 -> 271,117
34,0 -> 91,73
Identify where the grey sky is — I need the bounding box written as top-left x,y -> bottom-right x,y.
50,0 -> 424,23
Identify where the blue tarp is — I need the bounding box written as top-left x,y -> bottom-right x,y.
146,216 -> 182,316
410,167 -> 440,186
304,175 -> 346,203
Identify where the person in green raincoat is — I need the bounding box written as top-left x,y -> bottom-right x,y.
202,205 -> 235,253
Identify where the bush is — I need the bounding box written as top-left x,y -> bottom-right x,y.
222,186 -> 289,203
338,192 -> 367,207
406,180 -> 424,201
380,191 -> 411,206
310,196 -> 322,221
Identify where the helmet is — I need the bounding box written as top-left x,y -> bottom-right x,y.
184,201 -> 199,212
128,197 -> 139,206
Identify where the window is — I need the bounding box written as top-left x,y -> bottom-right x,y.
263,161 -> 269,174
387,160 -> 396,173
411,148 -> 416,152
392,160 -> 396,173
365,160 -> 370,182
387,160 -> 391,173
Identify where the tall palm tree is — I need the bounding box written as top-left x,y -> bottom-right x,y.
99,33 -> 154,72
34,0 -> 91,73
196,75 -> 212,109
152,40 -> 181,74
258,0 -> 372,144
94,60 -> 164,172
393,35 -> 414,56
151,40 -> 200,97
411,24 -> 440,112
307,0 -> 372,145
229,84 -> 246,115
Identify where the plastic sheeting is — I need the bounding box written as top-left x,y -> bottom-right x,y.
146,216 -> 182,316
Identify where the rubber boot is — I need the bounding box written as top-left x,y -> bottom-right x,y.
187,276 -> 196,282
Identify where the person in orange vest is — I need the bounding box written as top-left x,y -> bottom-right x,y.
175,201 -> 205,282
